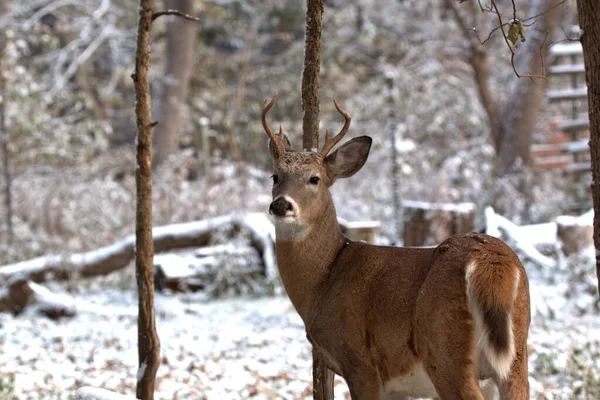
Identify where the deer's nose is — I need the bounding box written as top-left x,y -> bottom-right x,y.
270,198 -> 293,217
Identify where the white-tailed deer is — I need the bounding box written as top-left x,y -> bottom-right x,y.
262,95 -> 530,400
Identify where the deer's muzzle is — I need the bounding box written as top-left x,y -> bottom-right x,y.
269,198 -> 293,217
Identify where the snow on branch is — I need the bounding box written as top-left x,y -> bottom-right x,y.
485,207 -> 555,267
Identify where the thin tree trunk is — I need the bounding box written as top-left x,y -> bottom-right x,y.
302,0 -> 323,151
153,0 -> 198,167
132,1 -> 160,398
0,72 -> 12,244
302,1 -> 333,398
386,75 -> 402,240
575,0 -> 600,295
0,0 -> 13,244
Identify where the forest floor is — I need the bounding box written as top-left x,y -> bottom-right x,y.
0,249 -> 599,400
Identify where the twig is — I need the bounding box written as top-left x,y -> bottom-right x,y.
474,0 -> 566,46
152,9 -> 200,21
511,0 -> 517,23
490,0 -> 547,80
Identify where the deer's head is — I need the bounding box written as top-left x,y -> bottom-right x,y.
262,95 -> 372,237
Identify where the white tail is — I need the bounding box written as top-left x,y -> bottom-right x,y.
262,95 -> 531,400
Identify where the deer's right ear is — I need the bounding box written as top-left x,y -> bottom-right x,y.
268,135 -> 292,159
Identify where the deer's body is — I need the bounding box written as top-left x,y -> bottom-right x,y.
262,95 -> 530,399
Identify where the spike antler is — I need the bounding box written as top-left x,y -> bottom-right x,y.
262,94 -> 286,158
320,99 -> 352,156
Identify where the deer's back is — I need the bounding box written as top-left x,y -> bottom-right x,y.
307,232 -> 528,382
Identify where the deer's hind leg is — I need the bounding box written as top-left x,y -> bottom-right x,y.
422,354 -> 483,400
415,286 -> 484,399
418,317 -> 484,400
343,366 -> 384,400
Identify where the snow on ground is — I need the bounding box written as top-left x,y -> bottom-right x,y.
0,284 -> 350,400
0,251 -> 599,399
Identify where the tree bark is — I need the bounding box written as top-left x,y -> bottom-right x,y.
153,0 -> 198,167
302,0 -> 323,151
497,0 -> 562,174
575,0 -> 600,295
132,1 -> 160,398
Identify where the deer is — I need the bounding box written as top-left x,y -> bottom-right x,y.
262,94 -> 530,400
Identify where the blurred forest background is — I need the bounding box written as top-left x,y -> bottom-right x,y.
1,1 -> 600,399
0,0 -> 586,265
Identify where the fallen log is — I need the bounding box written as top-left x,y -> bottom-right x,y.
0,213 -> 276,285
0,278 -> 76,319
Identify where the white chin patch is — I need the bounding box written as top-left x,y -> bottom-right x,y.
276,214 -> 297,222
274,218 -> 309,241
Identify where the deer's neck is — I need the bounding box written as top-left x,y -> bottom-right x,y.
275,202 -> 347,323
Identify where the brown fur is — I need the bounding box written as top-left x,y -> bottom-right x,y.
266,130 -> 530,400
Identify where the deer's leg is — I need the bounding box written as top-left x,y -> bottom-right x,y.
344,368 -> 384,400
423,361 -> 483,400
419,329 -> 484,400
494,341 -> 529,400
479,379 -> 497,400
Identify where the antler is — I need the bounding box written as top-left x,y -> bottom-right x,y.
320,99 -> 352,156
262,94 -> 286,157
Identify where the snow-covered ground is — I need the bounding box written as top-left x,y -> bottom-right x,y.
0,251 -> 599,399
0,282 -> 350,400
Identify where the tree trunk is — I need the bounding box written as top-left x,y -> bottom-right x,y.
132,1 -> 161,398
302,0 -> 323,151
497,0 -> 562,175
153,0 -> 198,167
386,75 -> 403,240
302,1 -> 334,398
575,0 -> 600,295
0,0 -> 13,244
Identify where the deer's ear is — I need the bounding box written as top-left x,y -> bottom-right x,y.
325,136 -> 372,181
268,135 -> 292,159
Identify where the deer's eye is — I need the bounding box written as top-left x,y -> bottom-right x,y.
271,175 -> 279,184
309,176 -> 320,185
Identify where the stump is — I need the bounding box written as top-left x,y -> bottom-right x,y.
402,201 -> 475,247
338,219 -> 380,244
556,214 -> 593,256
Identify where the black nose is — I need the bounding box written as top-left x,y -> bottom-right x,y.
270,198 -> 293,217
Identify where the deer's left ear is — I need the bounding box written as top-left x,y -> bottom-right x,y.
325,136 -> 372,181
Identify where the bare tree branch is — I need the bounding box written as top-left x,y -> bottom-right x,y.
152,9 -> 200,21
